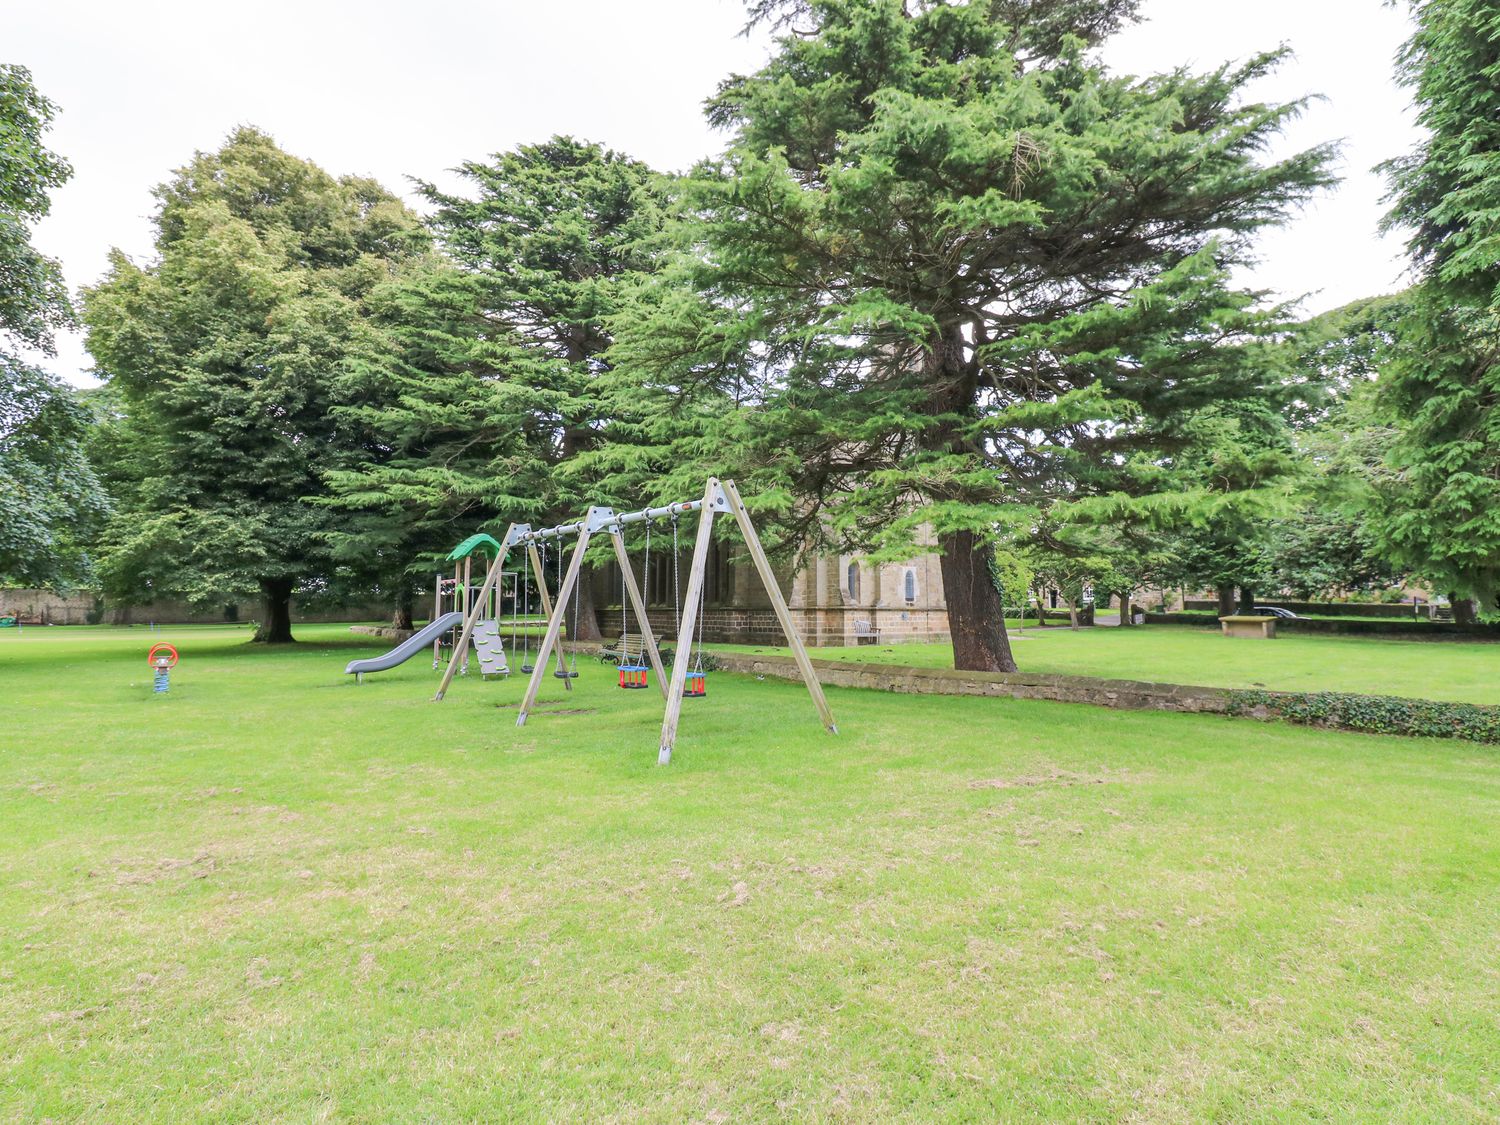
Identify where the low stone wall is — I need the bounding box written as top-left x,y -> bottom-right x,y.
1146,612 -> 1499,640
1184,598 -> 1422,620
541,641 -> 1473,740
608,648 -> 1232,715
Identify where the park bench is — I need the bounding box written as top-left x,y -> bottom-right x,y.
1219,614 -> 1278,639
852,618 -> 881,645
600,635 -> 653,665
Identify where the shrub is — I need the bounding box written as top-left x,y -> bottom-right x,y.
1228,689 -> 1500,744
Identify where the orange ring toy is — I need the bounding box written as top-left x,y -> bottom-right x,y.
147,643 -> 179,668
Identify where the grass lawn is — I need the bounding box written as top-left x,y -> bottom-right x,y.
712,627 -> 1500,705
3,624 -> 1498,1121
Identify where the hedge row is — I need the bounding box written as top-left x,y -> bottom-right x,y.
1228,689 -> 1500,744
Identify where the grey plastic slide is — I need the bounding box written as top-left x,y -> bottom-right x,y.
345,611 -> 467,678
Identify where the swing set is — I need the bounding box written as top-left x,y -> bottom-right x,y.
434,477 -> 837,764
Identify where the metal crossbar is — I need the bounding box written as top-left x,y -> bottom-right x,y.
506,493 -> 728,547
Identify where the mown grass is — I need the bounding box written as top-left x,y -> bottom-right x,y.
2,624 -> 1497,1121
712,626 -> 1500,705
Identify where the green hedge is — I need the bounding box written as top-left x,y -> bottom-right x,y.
1228,689 -> 1500,744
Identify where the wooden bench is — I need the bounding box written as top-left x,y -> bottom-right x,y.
600,635 -> 651,665
852,619 -> 881,645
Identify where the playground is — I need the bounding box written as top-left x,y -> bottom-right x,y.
4,623 -> 1497,1120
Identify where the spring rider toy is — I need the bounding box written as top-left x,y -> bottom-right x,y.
148,642 -> 179,694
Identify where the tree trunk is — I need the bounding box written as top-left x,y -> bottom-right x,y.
392,583 -> 414,631
1452,594 -> 1478,628
939,529 -> 1018,672
1065,598 -> 1080,630
1216,584 -> 1236,616
1032,587 -> 1048,627
1118,590 -> 1135,626
571,562 -> 604,643
1238,586 -> 1257,614
254,578 -> 295,643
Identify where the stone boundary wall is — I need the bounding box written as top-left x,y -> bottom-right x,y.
1146,612 -> 1500,640
546,640 -> 1231,716
1183,598 -> 1422,620
709,652 -> 1232,713
413,637 -> 1471,739
0,588 -> 389,626
0,588 -> 99,624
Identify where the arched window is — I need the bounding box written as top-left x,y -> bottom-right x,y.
847,561 -> 860,602
904,568 -> 917,603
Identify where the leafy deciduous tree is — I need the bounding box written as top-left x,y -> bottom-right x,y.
0,65 -> 108,587
83,127 -> 427,640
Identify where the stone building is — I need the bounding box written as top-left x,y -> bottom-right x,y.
585,527 -> 950,647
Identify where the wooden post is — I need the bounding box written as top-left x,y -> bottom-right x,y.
461,554 -> 473,675
611,529 -> 669,701
526,542 -> 569,694
516,522 -> 594,726
434,525 -> 515,701
432,570 -> 442,669
659,480 -> 720,765
720,477 -> 837,735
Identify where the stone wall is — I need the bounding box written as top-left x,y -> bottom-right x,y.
0,588 -> 100,625
708,652 -> 1233,713
1182,598 -> 1424,620
555,640 -> 1232,716
1145,612 -> 1500,640
0,588 -> 390,627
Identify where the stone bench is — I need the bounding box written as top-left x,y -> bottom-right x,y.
1220,615 -> 1278,639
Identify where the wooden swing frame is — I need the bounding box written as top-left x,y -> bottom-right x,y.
434,477 -> 836,765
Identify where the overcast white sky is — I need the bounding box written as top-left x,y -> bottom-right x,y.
7,0 -> 1420,387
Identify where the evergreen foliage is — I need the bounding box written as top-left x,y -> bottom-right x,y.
614,0 -> 1334,670
324,137 -> 669,637
1376,0 -> 1500,614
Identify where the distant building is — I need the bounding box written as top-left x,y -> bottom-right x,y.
585,526 -> 950,647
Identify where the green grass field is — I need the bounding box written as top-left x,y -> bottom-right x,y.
713,627 -> 1500,705
3,625 -> 1498,1121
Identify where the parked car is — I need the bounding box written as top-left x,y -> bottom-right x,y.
1252,606 -> 1301,619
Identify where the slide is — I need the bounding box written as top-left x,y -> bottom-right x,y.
345,611 -> 467,679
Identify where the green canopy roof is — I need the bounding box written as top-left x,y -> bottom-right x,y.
446,533 -> 502,562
